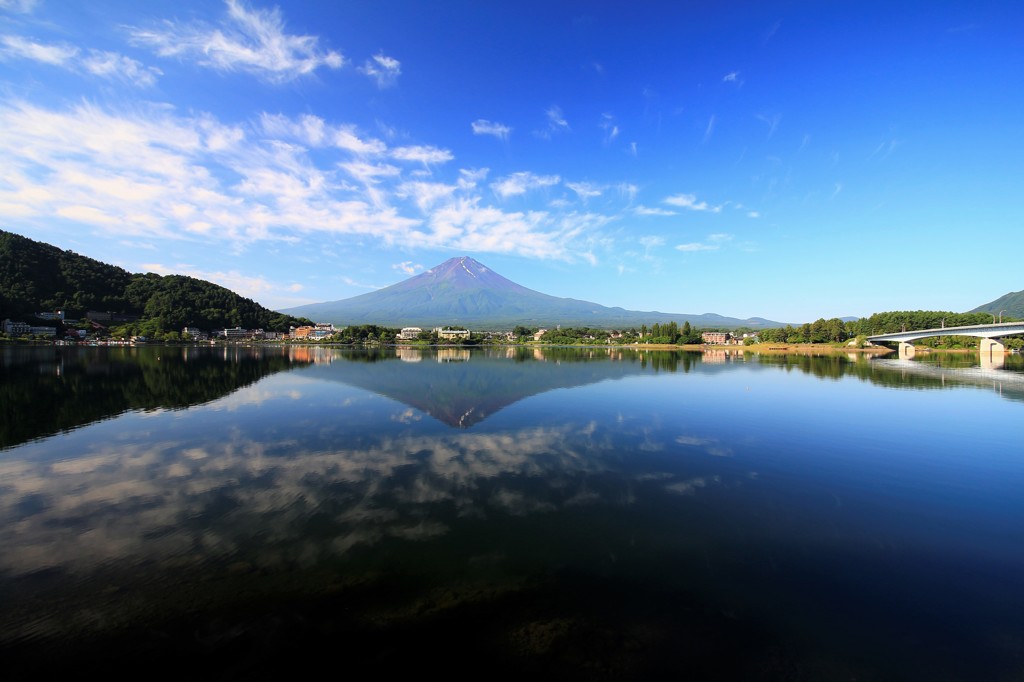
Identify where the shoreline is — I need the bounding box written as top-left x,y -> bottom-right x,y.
608,342 -> 894,355
6,339 -> 1015,356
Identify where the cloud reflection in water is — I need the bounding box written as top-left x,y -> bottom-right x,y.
0,419 -> 636,579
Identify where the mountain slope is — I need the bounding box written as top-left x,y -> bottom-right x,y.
0,229 -> 309,332
281,256 -> 789,329
0,229 -> 134,317
971,290 -> 1024,318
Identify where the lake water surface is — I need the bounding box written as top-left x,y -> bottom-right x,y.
2,345 -> 1023,679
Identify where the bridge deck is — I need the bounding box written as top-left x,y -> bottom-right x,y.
866,321 -> 1024,343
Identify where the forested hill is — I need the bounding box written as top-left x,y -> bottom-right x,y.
971,290 -> 1024,319
0,230 -> 310,332
848,310 -> 1000,334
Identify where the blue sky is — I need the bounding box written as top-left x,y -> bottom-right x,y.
1,0 -> 1021,323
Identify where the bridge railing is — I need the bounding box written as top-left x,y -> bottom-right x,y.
867,321 -> 1024,343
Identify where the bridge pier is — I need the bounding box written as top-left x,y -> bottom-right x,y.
899,342 -> 916,360
980,338 -> 1005,369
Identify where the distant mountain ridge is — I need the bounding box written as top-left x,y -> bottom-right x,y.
971,290 -> 1024,318
280,256 -> 791,329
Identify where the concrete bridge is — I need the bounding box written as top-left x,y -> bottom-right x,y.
867,321 -> 1024,367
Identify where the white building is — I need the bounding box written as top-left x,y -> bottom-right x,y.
436,327 -> 470,340
3,319 -> 31,335
398,327 -> 423,340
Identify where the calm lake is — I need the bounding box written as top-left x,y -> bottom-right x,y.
2,345 -> 1023,679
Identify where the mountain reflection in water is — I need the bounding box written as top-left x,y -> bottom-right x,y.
5,346 -> 1021,448
300,346 -> 693,427
1,346 -> 1023,680
0,345 -> 303,449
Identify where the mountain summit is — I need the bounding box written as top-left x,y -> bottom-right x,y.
385,257 -> 534,299
280,256 -> 787,329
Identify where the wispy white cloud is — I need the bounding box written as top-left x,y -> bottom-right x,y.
675,242 -> 717,252
747,210 -> 760,218
393,261 -> 424,276
634,205 -> 677,217
397,180 -> 456,212
599,113 -> 619,144
334,126 -> 387,155
0,98 -> 618,269
675,233 -> 732,252
0,99 -> 421,247
471,119 -> 511,141
547,105 -> 569,129
118,240 -> 159,251
640,235 -> 664,253
756,112 -> 782,139
424,197 -> 592,259
457,167 -> 489,190
868,138 -> 901,161
703,114 -> 716,143
0,0 -> 39,12
341,276 -> 381,290
722,71 -> 745,89
128,0 -> 344,83
260,112 -> 325,146
391,144 -> 454,166
341,161 -> 400,184
566,181 -> 602,201
0,34 -> 77,65
490,171 -> 560,199
0,35 -> 161,86
81,50 -> 163,87
360,52 -> 400,88
664,193 -> 721,213
535,105 -> 569,139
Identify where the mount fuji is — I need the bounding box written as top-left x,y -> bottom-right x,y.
279,256 -> 787,329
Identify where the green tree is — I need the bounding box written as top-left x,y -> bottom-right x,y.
827,318 -> 846,343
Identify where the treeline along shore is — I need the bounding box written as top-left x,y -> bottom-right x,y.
2,229 -> 1021,351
